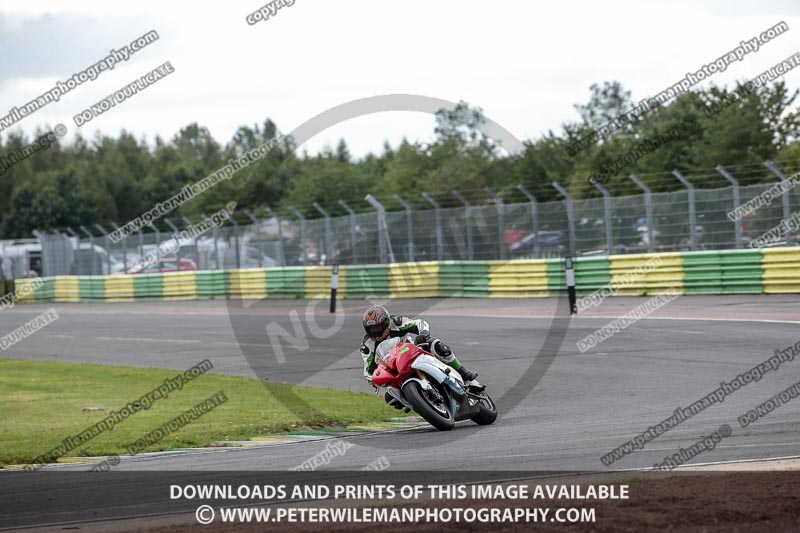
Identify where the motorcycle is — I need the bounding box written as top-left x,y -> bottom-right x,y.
371,335 -> 497,431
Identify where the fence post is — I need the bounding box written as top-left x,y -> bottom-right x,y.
137,228 -> 145,269
588,178 -> 613,254
243,210 -> 264,268
421,192 -> 444,262
365,194 -> 391,264
200,215 -> 220,271
764,160 -> 794,245
313,202 -> 333,265
672,170 -> 697,251
337,200 -> 358,265
65,227 -> 80,274
231,217 -> 241,269
181,215 -> 201,269
110,223 -> 128,273
629,174 -> 655,253
94,224 -> 112,274
164,218 -> 182,270
265,207 -> 285,267
393,194 -> 416,262
80,226 -> 97,275
153,225 -> 162,268
288,206 -> 307,266
516,184 -> 541,259
451,189 -> 474,260
551,183 -> 577,257
484,187 -> 506,260
715,165 -> 743,249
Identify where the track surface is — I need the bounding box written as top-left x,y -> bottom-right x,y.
1,295 -> 799,473
3,295 -> 800,528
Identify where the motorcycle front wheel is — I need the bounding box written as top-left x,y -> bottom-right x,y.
402,380 -> 455,431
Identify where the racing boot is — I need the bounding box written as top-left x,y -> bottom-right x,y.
431,339 -> 479,383
455,364 -> 478,383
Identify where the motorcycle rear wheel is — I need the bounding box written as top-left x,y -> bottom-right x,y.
402,380 -> 455,431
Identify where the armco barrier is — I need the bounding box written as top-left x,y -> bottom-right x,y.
345,265 -> 389,299
488,260 -> 550,297
229,269 -> 266,299
609,252 -> 685,296
6,247 -> 799,303
439,261 -> 489,298
762,247 -> 800,294
390,262 -> 439,298
267,267 -> 305,298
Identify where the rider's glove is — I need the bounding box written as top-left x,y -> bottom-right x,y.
414,333 -> 431,347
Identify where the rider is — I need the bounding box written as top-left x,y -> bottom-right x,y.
360,305 -> 479,407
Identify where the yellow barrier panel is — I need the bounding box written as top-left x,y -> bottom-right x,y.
54,276 -> 80,303
304,266 -> 347,299
162,271 -> 197,301
762,248 -> 800,294
609,253 -> 684,295
389,262 -> 439,298
488,260 -> 549,297
104,275 -> 134,302
13,278 -> 38,302
228,269 -> 267,299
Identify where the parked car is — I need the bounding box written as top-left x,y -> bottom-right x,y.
128,258 -> 197,274
509,231 -> 563,256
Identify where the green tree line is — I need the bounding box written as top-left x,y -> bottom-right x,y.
0,80 -> 798,238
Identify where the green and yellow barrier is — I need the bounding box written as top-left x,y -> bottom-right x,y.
228,269 -> 266,300
9,247 -> 800,303
488,259 -> 549,297
104,275 -> 134,302
389,262 -> 439,298
609,252 -> 685,296
345,265 -> 389,299
762,247 -> 800,294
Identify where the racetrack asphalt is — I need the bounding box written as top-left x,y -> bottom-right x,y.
2,294 -> 800,528
1,294 -> 799,472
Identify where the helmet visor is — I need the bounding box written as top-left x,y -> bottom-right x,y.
366,322 -> 388,340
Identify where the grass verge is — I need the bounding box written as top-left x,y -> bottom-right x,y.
0,357 -> 396,466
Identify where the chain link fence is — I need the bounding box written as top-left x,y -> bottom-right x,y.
1,166 -> 798,279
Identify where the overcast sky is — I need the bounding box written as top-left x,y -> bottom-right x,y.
1,0 -> 799,158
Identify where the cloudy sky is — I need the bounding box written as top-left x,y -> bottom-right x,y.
1,0 -> 799,157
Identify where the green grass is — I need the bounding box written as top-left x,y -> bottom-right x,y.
0,358 -> 396,466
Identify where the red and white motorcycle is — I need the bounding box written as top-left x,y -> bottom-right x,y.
371,335 -> 497,431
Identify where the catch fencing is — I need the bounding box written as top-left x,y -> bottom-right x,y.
1,161 -> 798,279
6,247 -> 800,304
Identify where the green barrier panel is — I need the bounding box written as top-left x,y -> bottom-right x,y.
195,271 -> 229,299
33,278 -> 56,301
545,259 -> 565,295
438,261 -> 489,297
344,265 -> 389,299
266,267 -> 306,298
574,256 -> 611,295
719,249 -> 763,294
133,273 -> 163,300
682,251 -> 723,294
79,276 -> 105,301
460,262 -> 490,298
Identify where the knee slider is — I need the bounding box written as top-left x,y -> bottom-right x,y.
432,339 -> 453,361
